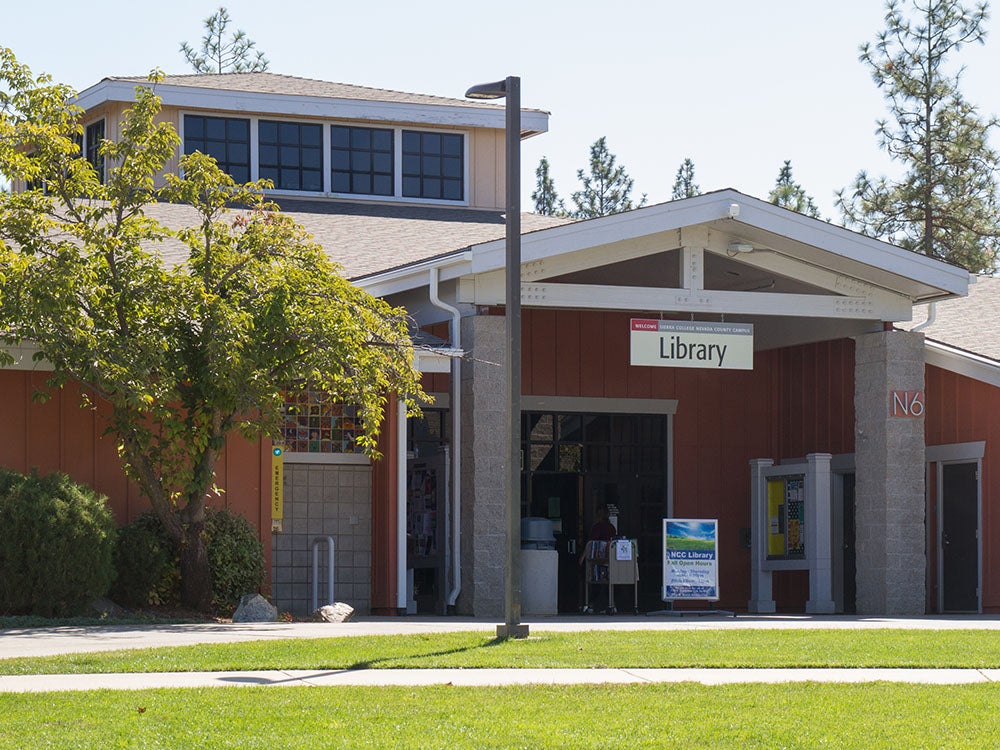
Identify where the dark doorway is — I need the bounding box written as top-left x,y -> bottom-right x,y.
941,462 -> 979,613
529,473 -> 583,613
522,411 -> 669,613
841,473 -> 857,614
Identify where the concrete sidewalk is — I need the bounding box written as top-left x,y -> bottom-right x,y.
1,667 -> 1000,693
4,614 -> 1000,693
4,613 -> 1000,659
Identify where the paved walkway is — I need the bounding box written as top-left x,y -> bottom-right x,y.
3,614 -> 1000,692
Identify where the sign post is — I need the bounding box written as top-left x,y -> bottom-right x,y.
271,445 -> 284,532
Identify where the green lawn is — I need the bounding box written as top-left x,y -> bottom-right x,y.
5,629 -> 1000,674
1,683 -> 998,749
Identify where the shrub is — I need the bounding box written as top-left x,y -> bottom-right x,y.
111,512 -> 179,608
111,507 -> 264,613
0,468 -> 117,616
205,507 -> 265,611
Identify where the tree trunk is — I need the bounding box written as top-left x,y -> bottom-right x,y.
178,520 -> 213,611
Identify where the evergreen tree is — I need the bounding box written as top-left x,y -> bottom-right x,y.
531,156 -> 565,216
671,158 -> 700,199
769,160 -> 822,218
180,7 -> 270,74
836,0 -> 1000,273
570,137 -> 646,219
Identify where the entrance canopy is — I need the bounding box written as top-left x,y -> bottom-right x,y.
364,189 -> 971,351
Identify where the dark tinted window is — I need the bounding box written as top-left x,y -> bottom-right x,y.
401,130 -> 464,200
259,120 -> 323,191
183,115 -> 251,184
331,125 -> 393,197
85,120 -> 105,183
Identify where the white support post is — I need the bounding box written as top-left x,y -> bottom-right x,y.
748,458 -> 776,613
805,452 -> 836,614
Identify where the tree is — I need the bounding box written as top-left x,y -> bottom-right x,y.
769,160 -> 822,218
531,156 -> 565,216
0,50 -> 423,610
180,7 -> 269,74
837,0 -> 1000,273
671,158 -> 700,200
570,137 -> 646,219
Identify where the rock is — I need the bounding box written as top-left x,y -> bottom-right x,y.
91,597 -> 126,619
313,602 -> 355,623
232,593 -> 277,623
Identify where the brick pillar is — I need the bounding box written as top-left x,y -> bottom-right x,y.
854,330 -> 925,615
457,314 -> 505,617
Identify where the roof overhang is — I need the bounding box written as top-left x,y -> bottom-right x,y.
75,79 -> 549,138
359,190 -> 970,321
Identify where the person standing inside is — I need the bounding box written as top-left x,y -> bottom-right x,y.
579,504 -> 617,613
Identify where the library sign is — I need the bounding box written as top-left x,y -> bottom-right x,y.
630,319 -> 754,370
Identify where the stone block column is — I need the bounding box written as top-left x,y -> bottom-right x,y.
457,314 -> 506,617
854,329 -> 926,615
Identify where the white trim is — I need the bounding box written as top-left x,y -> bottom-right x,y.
507,282 -> 910,321
924,340 -> 1000,388
1,345 -> 54,372
75,80 -> 549,136
282,452 -> 370,465
521,395 -> 678,415
927,441 -> 986,463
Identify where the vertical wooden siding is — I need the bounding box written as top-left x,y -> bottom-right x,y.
0,371 -> 272,579
925,364 -> 1000,612
522,309 -> 856,611
370,397 -> 399,614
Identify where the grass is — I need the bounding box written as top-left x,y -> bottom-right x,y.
5,628 -> 1000,674
1,683 -> 999,748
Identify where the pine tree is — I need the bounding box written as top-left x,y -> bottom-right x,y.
671,158 -> 700,199
531,156 -> 565,216
180,7 -> 270,74
570,137 -> 646,219
769,160 -> 822,218
837,0 -> 1000,273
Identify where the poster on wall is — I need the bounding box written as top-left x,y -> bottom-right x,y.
766,475 -> 805,560
662,518 -> 719,601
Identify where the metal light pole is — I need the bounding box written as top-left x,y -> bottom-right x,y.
465,76 -> 528,639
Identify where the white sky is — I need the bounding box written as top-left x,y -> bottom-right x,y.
6,0 -> 1000,218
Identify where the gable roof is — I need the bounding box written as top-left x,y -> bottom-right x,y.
361,189 -> 971,304
75,73 -> 549,137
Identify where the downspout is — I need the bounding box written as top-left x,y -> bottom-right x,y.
396,397 -> 407,612
911,302 -> 936,333
429,267 -> 463,609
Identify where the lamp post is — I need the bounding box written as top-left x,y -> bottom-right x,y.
465,76 -> 528,639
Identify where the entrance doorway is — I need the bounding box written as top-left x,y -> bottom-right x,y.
940,462 -> 979,613
522,412 -> 670,613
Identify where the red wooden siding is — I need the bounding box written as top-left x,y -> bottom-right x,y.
0,370 -> 272,580
521,309 -> 857,611
925,364 -> 1000,612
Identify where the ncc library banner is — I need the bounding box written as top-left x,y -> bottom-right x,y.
662,518 -> 719,601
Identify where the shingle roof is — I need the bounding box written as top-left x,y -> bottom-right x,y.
141,199 -> 570,280
898,275 -> 1000,362
106,73 -> 547,114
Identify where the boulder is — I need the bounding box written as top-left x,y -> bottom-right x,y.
232,593 -> 277,623
313,602 -> 355,623
91,597 -> 126,619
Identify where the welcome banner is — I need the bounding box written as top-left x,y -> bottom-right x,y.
630,319 -> 753,370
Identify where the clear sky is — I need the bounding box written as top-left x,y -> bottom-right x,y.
6,0 -> 1000,218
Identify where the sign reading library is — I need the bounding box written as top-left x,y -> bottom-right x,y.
630,319 -> 753,370
662,518 -> 720,601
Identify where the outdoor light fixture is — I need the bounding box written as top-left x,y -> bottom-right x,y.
465,76 -> 528,640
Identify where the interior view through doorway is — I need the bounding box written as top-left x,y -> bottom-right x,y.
522,411 -> 670,612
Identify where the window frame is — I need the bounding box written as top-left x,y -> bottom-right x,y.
178,111 -> 470,205
181,114 -> 252,185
